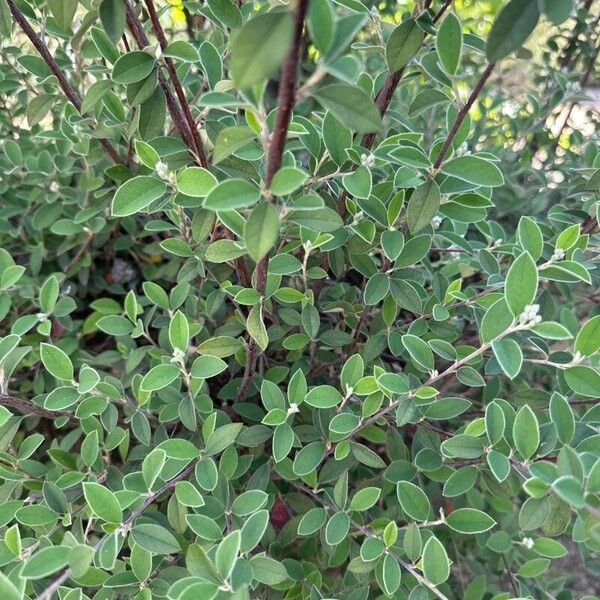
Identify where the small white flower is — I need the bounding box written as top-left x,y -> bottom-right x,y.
49,181 -> 60,193
520,304 -> 541,325
36,312 -> 46,321
522,537 -> 534,549
155,160 -> 169,179
171,348 -> 185,362
360,153 -> 375,167
431,216 -> 442,230
551,248 -> 565,262
287,403 -> 300,415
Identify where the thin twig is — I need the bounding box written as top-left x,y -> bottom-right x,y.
143,0 -> 208,167
501,553 -> 519,597
35,460 -> 197,600
290,481 -> 450,600
361,0 -> 453,150
237,0 -> 310,402
7,0 -> 123,165
122,0 -> 198,161
63,229 -> 94,273
432,62 -> 496,170
0,393 -> 74,421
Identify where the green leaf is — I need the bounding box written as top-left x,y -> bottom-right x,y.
140,364 -> 180,392
176,167 -> 217,197
231,490 -> 268,516
47,0 -> 77,30
240,509 -> 269,553
445,508 -> 495,534
407,180 -> 440,233
112,51 -> 155,84
564,365 -> 600,397
111,176 -> 166,217
505,252 -> 538,316
305,385 -> 342,409
517,216 -> 544,261
246,304 -> 268,351
552,475 -> 584,508
422,536 -> 450,585
513,405 -> 539,461
212,127 -> 257,164
244,203 -> 279,262
313,85 -> 383,134
396,481 -> 430,521
293,441 -> 326,476
130,523 -> 181,555
204,423 -> 243,456
0,0 -> 12,38
191,355 -> 227,379
230,12 -> 293,88
486,0 -> 540,61
540,0 -> 574,24
169,311 -> 189,353
492,338 -> 523,379
349,487 -> 381,511
39,275 -> 59,314
436,12 -> 462,75
0,572 -> 21,600
381,553 -> 401,595
480,298 -> 514,343
574,315 -> 600,356
215,530 -> 240,579
343,166 -> 372,200
364,273 -> 389,305
249,555 -> 288,585
83,482 -> 123,523
325,511 -> 350,545
402,334 -> 434,370
22,546 -> 70,579
204,179 -> 260,211
549,393 -> 574,445
142,449 -> 166,489
99,0 -> 125,42
386,18 -> 425,72
440,156 -> 504,187
40,343 -> 73,381
270,167 -> 308,196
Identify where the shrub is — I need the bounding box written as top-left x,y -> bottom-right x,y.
0,0 -> 599,598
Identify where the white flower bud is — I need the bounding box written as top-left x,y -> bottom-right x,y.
49,181 -> 60,193
171,348 -> 185,362
431,216 -> 442,229
552,248 -> 565,262
287,403 -> 300,415
522,537 -> 534,549
155,160 -> 169,179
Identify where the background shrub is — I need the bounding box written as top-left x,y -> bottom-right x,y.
0,0 -> 599,599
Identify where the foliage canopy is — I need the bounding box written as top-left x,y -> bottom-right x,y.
0,0 -> 599,599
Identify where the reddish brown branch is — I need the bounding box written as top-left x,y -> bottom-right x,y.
7,0 -> 124,165
237,0 -> 310,403
361,0 -> 453,150
432,62 -> 496,170
0,393 -> 74,421
264,0 -> 310,187
143,0 -> 208,167
123,0 -> 198,160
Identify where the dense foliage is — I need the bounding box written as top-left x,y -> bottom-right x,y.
0,0 -> 599,598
